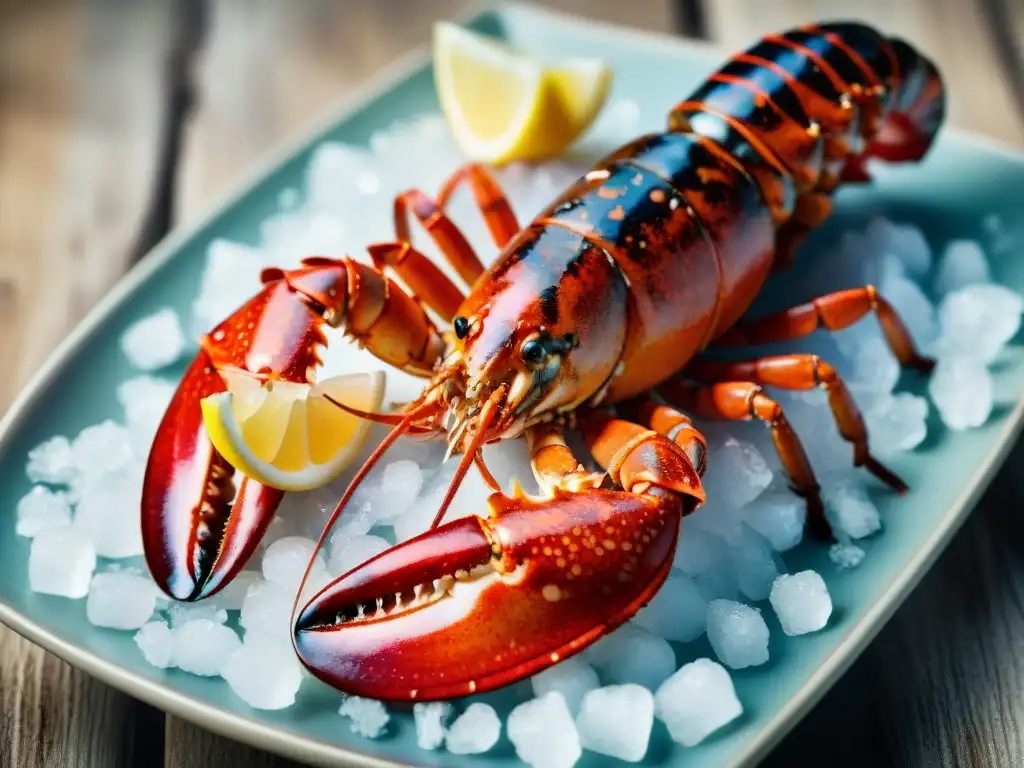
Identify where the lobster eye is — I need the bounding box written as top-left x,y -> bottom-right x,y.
520,339 -> 548,369
453,316 -> 470,339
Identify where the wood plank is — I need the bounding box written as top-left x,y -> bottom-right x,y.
704,0 -> 1024,146
0,0 -> 177,766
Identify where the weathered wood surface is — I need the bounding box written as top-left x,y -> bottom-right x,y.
2,0 -> 1023,766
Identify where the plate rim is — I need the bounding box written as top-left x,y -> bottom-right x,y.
2,3 -> 1024,766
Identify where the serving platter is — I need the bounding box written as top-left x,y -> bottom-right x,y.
3,3 -> 1024,767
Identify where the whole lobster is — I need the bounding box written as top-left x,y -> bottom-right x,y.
142,21 -> 945,700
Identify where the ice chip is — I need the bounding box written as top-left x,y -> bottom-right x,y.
71,420 -> 135,479
222,636 -> 304,710
445,702 -> 502,755
937,284 -> 1023,364
87,572 -> 157,630
703,438 -> 773,508
16,486 -> 71,538
829,542 -> 866,570
120,307 -> 188,371
240,578 -> 293,644
576,684 -> 654,763
928,356 -> 994,430
705,599 -> 770,669
771,571 -> 833,635
167,602 -> 228,628
633,571 -> 707,642
933,239 -> 990,297
824,479 -> 881,539
116,375 -> 176,442
868,218 -> 932,280
848,335 -> 900,396
135,621 -> 174,668
328,534 -> 390,577
74,470 -> 145,558
507,692 -> 582,768
864,392 -> 929,454
530,656 -> 600,715
171,619 -> 241,676
655,658 -> 743,747
373,460 -> 423,521
262,535 -> 328,594
599,624 -> 676,690
26,435 -> 76,485
29,527 -> 96,598
339,695 -> 390,738
741,490 -> 805,551
728,525 -> 781,602
413,701 -> 452,751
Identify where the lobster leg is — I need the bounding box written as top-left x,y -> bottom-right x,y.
686,354 -> 907,495
525,421 -> 602,494
366,242 -> 466,321
394,164 -> 520,287
655,378 -> 831,538
436,163 -> 521,249
711,285 -> 935,373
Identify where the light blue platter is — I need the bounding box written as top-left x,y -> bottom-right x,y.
3,4 -> 1024,767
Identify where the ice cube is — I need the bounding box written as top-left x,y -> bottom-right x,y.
530,656 -> 600,715
728,525 -> 781,602
576,684 -> 654,763
937,284 -> 1023,364
705,599 -> 770,670
880,275 -> 938,347
847,335 -> 900,396
770,571 -> 833,635
239,578 -> 293,644
824,479 -> 881,539
16,486 -> 71,538
654,658 -> 743,747
339,695 -> 390,738
868,218 -> 932,280
598,624 -> 676,691
741,490 -> 805,551
933,239 -> 990,297
134,621 -> 174,668
506,692 -> 582,768
207,570 -> 260,611
328,534 -> 390,577
372,460 -> 423,522
171,619 -> 241,676
194,240 -> 268,331
29,527 -> 96,598
26,435 -> 77,485
445,702 -> 502,755
703,438 -> 773,508
116,375 -> 176,445
864,392 -> 929,454
929,355 -> 994,431
120,308 -> 188,371
73,470 -> 144,558
221,636 -> 304,710
167,602 -> 228,628
306,143 -> 382,214
829,542 -> 866,570
71,420 -> 135,479
413,701 -> 452,751
261,535 -> 329,595
86,572 -> 157,630
633,572 -> 706,643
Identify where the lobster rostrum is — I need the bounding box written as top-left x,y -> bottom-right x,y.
142,21 -> 946,698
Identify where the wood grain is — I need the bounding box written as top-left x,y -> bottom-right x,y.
0,0 -> 175,766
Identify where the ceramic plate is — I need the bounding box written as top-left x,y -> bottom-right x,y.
3,4 -> 1024,767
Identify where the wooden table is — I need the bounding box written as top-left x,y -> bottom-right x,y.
3,0 -> 1024,765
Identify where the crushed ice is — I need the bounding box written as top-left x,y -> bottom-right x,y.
12,111 -> 1024,765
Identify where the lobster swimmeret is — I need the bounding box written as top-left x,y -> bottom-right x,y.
141,21 -> 945,699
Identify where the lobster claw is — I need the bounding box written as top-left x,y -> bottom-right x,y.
293,486 -> 683,701
141,351 -> 284,601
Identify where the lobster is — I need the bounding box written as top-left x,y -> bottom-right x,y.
141,21 -> 945,699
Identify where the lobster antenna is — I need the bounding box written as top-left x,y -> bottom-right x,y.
290,405 -> 424,626
322,393 -> 436,433
430,384 -> 507,529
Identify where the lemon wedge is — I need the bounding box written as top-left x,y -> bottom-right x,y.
433,21 -> 612,164
200,369 -> 386,492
